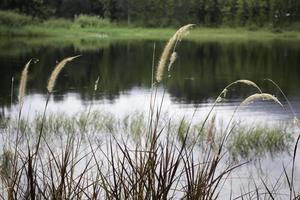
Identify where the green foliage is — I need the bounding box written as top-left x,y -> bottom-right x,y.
129,113 -> 145,137
0,116 -> 7,129
177,118 -> 189,143
1,0 -> 300,28
0,10 -> 35,27
74,14 -> 113,28
0,148 -> 13,180
247,23 -> 259,31
288,22 -> 300,31
43,18 -> 73,28
228,125 -> 294,159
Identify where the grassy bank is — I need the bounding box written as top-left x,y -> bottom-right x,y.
1,10 -> 300,57
2,23 -> 300,42
1,10 -> 300,43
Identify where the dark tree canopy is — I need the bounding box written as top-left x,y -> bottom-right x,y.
0,0 -> 299,27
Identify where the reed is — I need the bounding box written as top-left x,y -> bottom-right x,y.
265,78 -> 300,127
18,60 -> 32,105
221,79 -> 262,98
47,55 -> 80,93
198,79 -> 263,135
155,24 -> 194,82
167,52 -> 177,72
240,93 -> 283,107
94,76 -> 100,92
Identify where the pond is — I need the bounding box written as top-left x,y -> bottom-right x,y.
1,39 -> 300,124
0,38 -> 300,198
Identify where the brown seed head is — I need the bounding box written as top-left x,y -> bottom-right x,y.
18,59 -> 32,105
156,24 -> 195,82
47,55 -> 80,93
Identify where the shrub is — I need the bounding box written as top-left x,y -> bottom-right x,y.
74,14 -> 112,28
43,18 -> 73,29
0,10 -> 35,27
289,22 -> 300,31
247,23 -> 259,31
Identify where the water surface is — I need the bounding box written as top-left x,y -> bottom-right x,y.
1,39 -> 300,124
1,38 -> 300,198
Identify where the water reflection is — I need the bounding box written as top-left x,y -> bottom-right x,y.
1,40 -> 300,122
1,38 -> 300,198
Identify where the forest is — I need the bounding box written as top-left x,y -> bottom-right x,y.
0,0 -> 299,27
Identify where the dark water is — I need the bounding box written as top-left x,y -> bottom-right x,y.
1,39 -> 300,197
1,39 -> 300,123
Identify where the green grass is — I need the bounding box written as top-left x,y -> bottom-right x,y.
2,24 -> 300,41
228,124 -> 294,159
3,111 -> 294,159
0,10 -> 300,44
1,10 -> 300,57
0,10 -> 36,27
1,24 -> 300,57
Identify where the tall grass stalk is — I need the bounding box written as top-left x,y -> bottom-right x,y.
221,92 -> 283,147
47,55 -> 80,93
10,76 -> 14,107
290,134 -> 300,200
14,59 -> 33,172
74,76 -> 101,165
9,59 -> 33,200
197,80 -> 263,140
149,24 -> 195,146
146,43 -> 156,144
240,93 -> 283,107
18,59 -> 32,107
265,78 -> 300,126
155,24 -> 194,83
261,79 -> 300,199
35,55 -> 80,163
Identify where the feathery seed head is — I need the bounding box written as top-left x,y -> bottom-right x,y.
168,52 -> 177,72
155,24 -> 195,83
18,59 -> 32,105
293,117 -> 300,127
94,76 -> 100,92
216,97 -> 223,103
221,80 -> 262,99
232,80 -> 262,93
221,88 -> 228,98
47,55 -> 81,93
240,93 -> 283,107
175,24 -> 195,41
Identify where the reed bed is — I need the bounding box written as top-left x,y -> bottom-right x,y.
0,24 -> 299,200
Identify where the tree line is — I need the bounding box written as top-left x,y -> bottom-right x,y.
0,0 -> 299,27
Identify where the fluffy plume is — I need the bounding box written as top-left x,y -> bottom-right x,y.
222,80 -> 262,98
232,80 -> 262,93
168,52 -> 177,72
240,93 -> 283,107
18,59 -> 32,105
156,24 -> 194,82
94,76 -> 100,92
47,55 -> 80,93
293,117 -> 300,127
